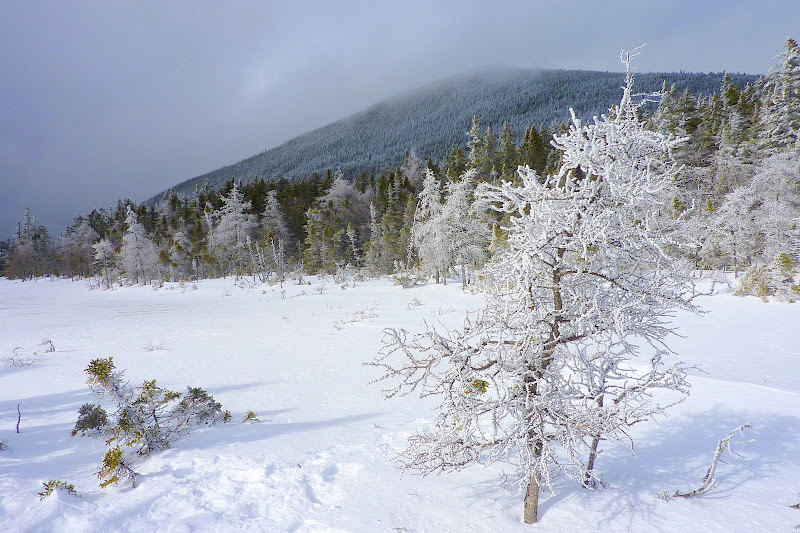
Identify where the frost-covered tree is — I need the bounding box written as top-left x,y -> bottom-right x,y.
370,51 -> 699,524
4,208 -> 55,280
440,170 -> 490,288
92,238 -> 116,289
411,169 -> 449,283
710,152 -> 800,276
759,38 -> 800,151
210,181 -> 257,276
399,150 -> 426,190
363,202 -> 385,276
720,153 -> 800,297
163,230 -> 192,281
305,174 -> 371,274
59,219 -> 99,279
118,206 -> 159,284
261,190 -> 290,244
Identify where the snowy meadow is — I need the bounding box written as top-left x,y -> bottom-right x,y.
1,275 -> 799,532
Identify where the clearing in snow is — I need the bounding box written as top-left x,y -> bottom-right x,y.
1,276 -> 799,532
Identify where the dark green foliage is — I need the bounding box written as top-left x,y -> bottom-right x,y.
71,403 -> 109,436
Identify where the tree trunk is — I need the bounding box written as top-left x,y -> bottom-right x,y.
523,473 -> 540,524
521,250 -> 564,524
584,435 -> 601,488
584,394 -> 604,488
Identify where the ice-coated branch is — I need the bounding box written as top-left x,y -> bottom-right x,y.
670,423 -> 753,499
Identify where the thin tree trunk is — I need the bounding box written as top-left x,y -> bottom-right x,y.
521,249 -> 564,524
584,395 -> 604,488
584,435 -> 601,488
523,472 -> 540,524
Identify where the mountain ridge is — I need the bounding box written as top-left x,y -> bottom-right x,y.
151,67 -> 757,201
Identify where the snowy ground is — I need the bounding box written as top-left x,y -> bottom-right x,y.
1,276 -> 799,532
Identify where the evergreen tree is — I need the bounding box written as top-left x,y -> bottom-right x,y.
759,37 -> 800,151
118,206 -> 159,284
411,169 -> 448,282
210,181 -> 257,276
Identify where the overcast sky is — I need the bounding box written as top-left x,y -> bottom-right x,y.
1,1 -> 798,239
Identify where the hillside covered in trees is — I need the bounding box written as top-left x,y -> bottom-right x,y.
152,68 -> 755,201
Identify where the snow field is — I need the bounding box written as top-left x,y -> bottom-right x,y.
1,277 -> 799,532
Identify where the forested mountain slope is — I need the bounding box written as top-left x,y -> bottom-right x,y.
155,68 -> 755,199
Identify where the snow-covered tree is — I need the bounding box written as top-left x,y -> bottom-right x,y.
304,174 -> 371,274
118,206 -> 159,284
411,169 -> 449,283
399,150 -> 426,190
370,50 -> 699,524
163,230 -> 192,281
710,152 -> 800,275
210,181 -> 257,276
59,219 -> 99,279
759,38 -> 800,152
4,208 -> 55,280
363,202 -> 385,276
92,238 -> 116,289
261,190 -> 290,245
440,170 -> 490,288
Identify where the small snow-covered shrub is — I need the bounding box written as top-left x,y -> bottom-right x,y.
390,268 -> 428,288
38,480 -> 78,501
242,410 -> 260,423
735,266 -> 772,300
75,357 -> 231,487
736,253 -> 800,301
406,298 -> 423,310
333,263 -> 361,287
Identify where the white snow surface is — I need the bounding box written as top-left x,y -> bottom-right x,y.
1,276 -> 799,532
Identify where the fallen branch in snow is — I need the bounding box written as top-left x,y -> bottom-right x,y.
143,341 -> 165,352
16,404 -> 21,433
666,423 -> 753,500
332,305 -> 378,330
35,339 -> 55,353
2,355 -> 39,367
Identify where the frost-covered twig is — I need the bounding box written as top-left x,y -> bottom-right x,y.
669,423 -> 753,499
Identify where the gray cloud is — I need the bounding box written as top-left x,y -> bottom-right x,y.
1,0 -> 798,238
